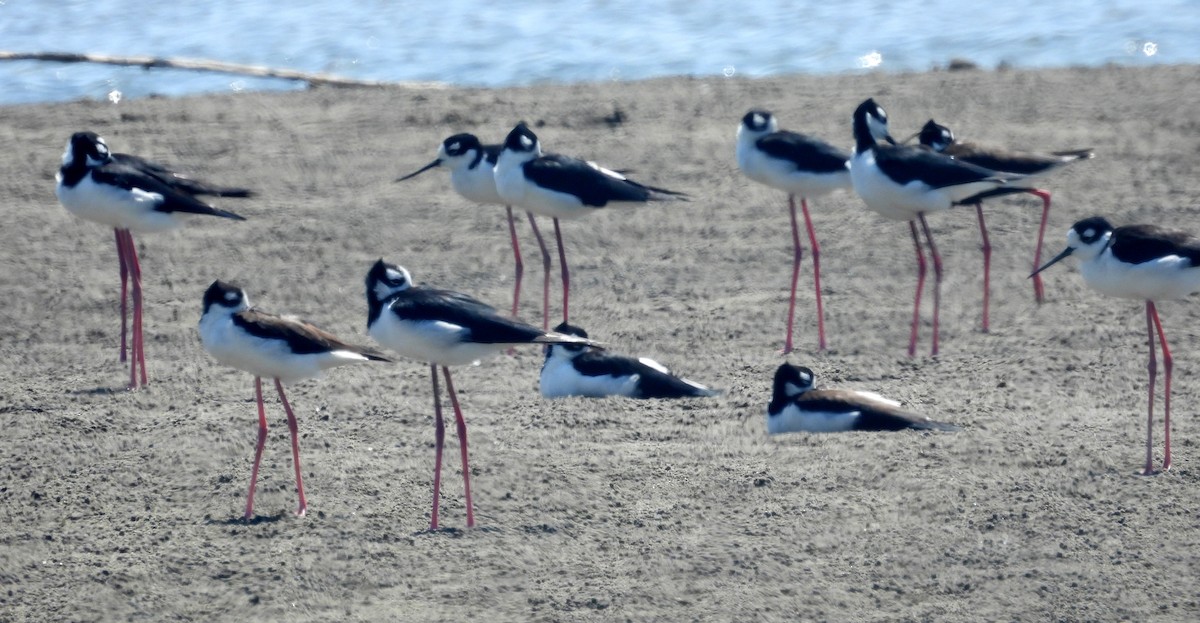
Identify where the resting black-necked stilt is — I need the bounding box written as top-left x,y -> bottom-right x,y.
396,133 -> 559,327
848,99 -> 1025,357
767,363 -> 958,433
493,122 -> 687,327
540,322 -> 718,399
736,110 -> 851,353
56,131 -> 249,389
908,119 -> 1093,331
1032,216 -> 1200,475
364,259 -> 599,530
198,280 -> 392,520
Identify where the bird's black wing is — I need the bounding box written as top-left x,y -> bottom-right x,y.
1110,225 -> 1200,266
874,145 -> 1015,189
91,163 -> 246,220
523,154 -> 685,206
799,390 -> 958,431
572,351 -> 715,399
234,310 -> 392,359
112,153 -> 253,197
756,131 -> 849,174
388,287 -> 549,344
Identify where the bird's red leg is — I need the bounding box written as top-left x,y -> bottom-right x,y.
430,363 -> 445,530
114,229 -> 129,363
506,206 -> 524,319
526,213 -> 552,331
1144,301 -> 1157,476
976,204 -> 992,333
800,197 -> 827,352
1149,301 -> 1172,472
442,367 -> 475,528
907,221 -> 927,358
1027,189 -> 1051,304
780,195 -> 803,356
275,379 -> 307,517
244,377 -> 268,520
919,214 -> 943,357
119,229 -> 147,388
553,218 -> 570,326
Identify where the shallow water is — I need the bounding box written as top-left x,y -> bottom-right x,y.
0,0 -> 1193,104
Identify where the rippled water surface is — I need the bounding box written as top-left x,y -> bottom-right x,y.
0,0 -> 1194,104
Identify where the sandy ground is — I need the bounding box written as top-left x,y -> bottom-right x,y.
2,64 -> 1200,622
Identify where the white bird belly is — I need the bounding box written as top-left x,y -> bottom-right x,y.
1082,253 -> 1200,301
738,147 -> 850,198
540,358 -> 639,398
451,167 -> 505,205
767,404 -> 861,434
56,175 -> 180,232
849,152 -> 954,221
198,313 -> 361,382
369,316 -> 506,367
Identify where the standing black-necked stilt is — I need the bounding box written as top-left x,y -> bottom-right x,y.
397,133 -> 558,327
198,280 -> 392,520
736,110 -> 851,353
540,322 -> 718,399
493,122 -> 687,326
1032,216 -> 1200,475
908,119 -> 1093,331
364,259 -> 599,530
56,131 -> 249,389
767,363 -> 958,433
848,99 -> 1024,357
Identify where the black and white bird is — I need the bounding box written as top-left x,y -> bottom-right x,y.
848,99 -> 1024,357
493,122 -> 687,326
909,119 -> 1094,331
199,280 -> 392,520
736,110 -> 851,353
540,322 -> 718,399
396,133 -> 555,325
56,131 -> 249,389
364,259 -> 599,530
767,363 -> 958,434
1032,216 -> 1200,475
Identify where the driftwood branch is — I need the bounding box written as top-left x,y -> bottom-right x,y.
0,51 -> 443,89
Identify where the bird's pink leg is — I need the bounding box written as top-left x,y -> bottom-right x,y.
429,363 -> 445,530
505,206 -> 524,319
1144,301 -> 1157,476
526,213 -> 552,331
976,204 -> 992,333
117,230 -> 147,388
114,229 -> 129,363
1027,189 -> 1051,304
275,379 -> 307,517
244,377 -> 268,520
907,221 -> 927,358
800,197 -> 827,352
442,367 -> 475,528
780,195 -> 803,355
919,214 -> 943,357
1149,301 -> 1172,472
553,218 -> 570,326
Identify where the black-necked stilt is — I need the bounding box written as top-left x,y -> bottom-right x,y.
198,280 -> 392,520
767,363 -> 958,433
848,99 -> 1024,357
364,259 -> 599,530
1032,216 -> 1200,475
736,110 -> 851,353
540,322 -> 718,399
56,131 -> 249,389
397,133 -> 558,326
493,122 -> 687,326
909,119 -> 1094,331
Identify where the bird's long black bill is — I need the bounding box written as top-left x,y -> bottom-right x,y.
898,131 -> 921,145
395,159 -> 441,181
1030,247 -> 1074,278
884,134 -> 899,146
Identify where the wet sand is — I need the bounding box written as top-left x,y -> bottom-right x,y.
2,64 -> 1199,622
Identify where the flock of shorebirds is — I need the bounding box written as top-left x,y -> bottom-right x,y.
54,96 -> 1198,528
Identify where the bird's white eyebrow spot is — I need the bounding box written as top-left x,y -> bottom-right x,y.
753,113 -> 765,126
1083,228 -> 1095,238
520,135 -> 533,149
385,268 -> 406,282
448,141 -> 460,151
224,291 -> 238,301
